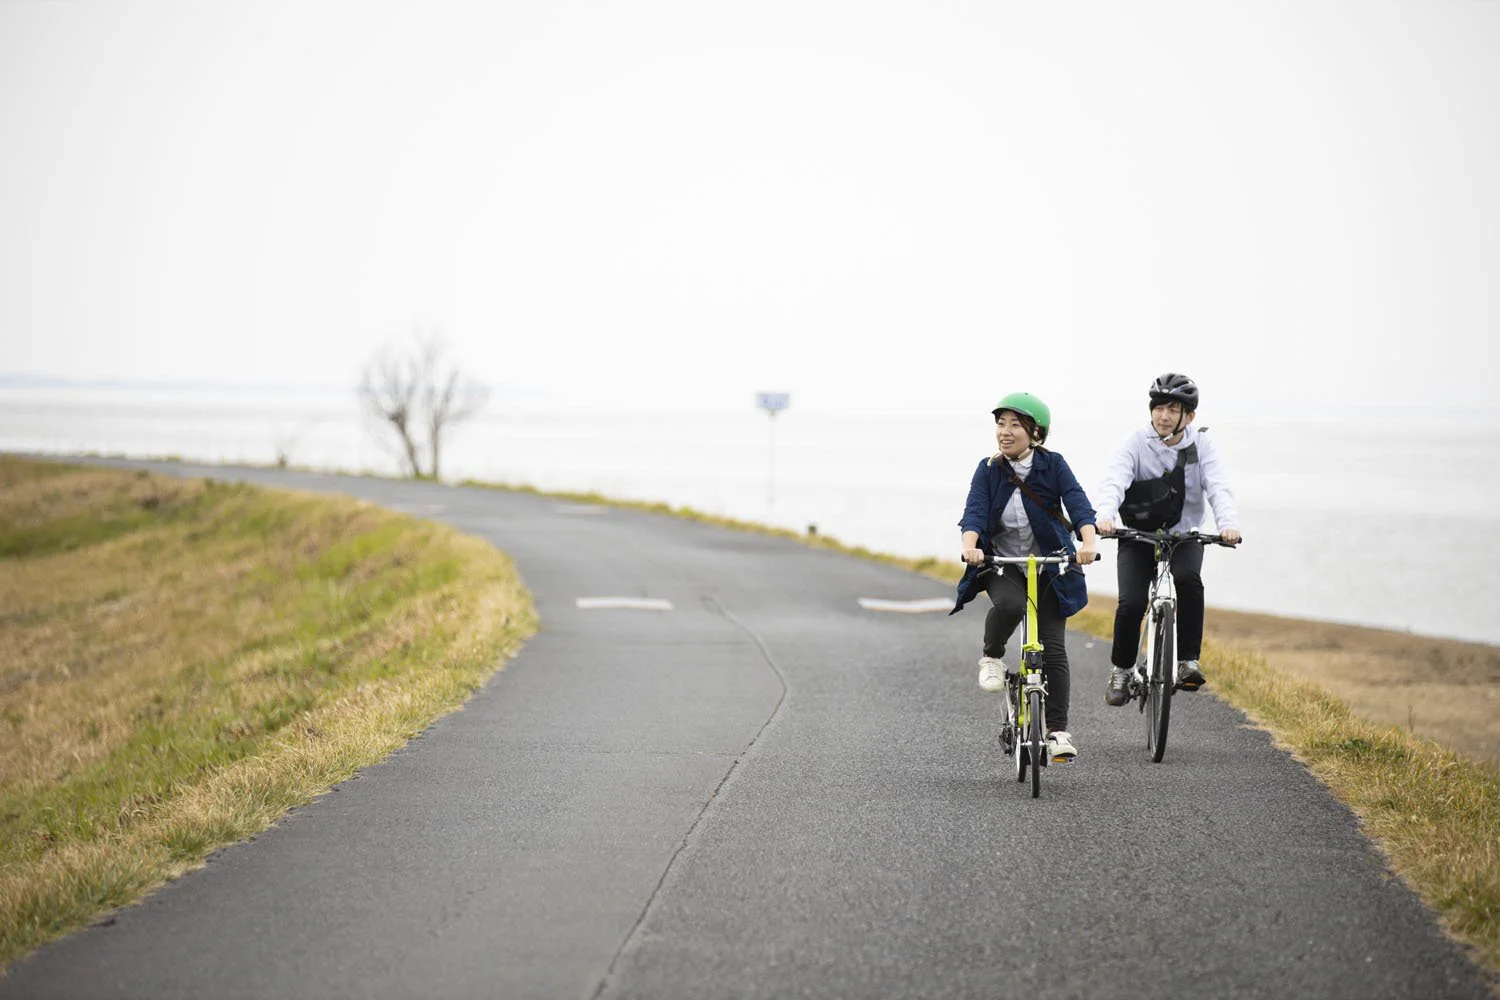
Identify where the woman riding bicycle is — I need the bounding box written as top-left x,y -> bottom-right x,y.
1094,373 -> 1241,705
952,392 -> 1099,761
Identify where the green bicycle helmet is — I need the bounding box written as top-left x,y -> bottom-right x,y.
991,391 -> 1051,446
990,391 -> 1051,429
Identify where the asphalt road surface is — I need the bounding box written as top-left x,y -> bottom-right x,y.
4,462 -> 1491,999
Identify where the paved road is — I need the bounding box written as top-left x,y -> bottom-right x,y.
4,463 -> 1491,999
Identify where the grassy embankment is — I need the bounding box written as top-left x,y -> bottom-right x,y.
0,457 -> 536,970
467,479 -> 1500,984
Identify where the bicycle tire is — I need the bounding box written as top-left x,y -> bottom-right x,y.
1147,602 -> 1175,762
1011,686 -> 1027,784
1028,689 -> 1045,798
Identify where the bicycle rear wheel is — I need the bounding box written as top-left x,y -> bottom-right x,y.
1146,602 -> 1175,762
1027,689 -> 1045,798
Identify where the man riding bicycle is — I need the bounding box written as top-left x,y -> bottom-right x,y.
1093,373 -> 1242,705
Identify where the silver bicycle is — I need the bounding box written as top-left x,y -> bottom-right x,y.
1106,528 -> 1236,762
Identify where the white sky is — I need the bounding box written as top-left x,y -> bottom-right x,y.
2,1 -> 1497,416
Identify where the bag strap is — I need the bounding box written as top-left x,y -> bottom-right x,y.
1001,458 -> 1073,534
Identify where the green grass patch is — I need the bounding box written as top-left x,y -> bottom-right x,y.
0,457 -> 537,969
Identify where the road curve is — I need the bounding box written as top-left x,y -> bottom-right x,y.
4,462 -> 1490,1000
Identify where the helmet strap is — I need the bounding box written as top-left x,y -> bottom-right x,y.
1156,413 -> 1185,444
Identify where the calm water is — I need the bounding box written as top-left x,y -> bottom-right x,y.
5,386 -> 1499,645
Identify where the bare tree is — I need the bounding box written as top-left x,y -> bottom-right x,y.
420,340 -> 489,480
359,331 -> 487,479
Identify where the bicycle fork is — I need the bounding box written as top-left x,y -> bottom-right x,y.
1001,653 -> 1047,756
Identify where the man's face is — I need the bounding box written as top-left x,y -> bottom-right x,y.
1151,401 -> 1187,438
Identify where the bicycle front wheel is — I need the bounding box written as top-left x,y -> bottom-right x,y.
1010,687 -> 1027,785
1146,602 -> 1175,762
1028,689 -> 1045,798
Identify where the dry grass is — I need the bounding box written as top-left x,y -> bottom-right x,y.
1200,607 -> 1500,768
0,457 -> 536,969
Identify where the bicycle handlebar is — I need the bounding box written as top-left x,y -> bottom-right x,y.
972,551 -> 1102,574
1104,527 -> 1238,548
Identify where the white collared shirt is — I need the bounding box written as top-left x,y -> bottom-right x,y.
993,451 -> 1038,558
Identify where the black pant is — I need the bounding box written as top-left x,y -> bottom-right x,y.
982,565 -> 1070,732
1110,540 -> 1205,669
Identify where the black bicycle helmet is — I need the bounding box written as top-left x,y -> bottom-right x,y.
1149,372 -> 1199,411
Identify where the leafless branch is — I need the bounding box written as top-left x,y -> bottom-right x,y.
357,345 -> 424,477
357,329 -> 488,479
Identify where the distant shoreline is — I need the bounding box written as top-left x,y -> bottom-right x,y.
7,447 -> 1497,655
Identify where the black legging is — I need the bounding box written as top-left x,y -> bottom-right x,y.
1110,540 -> 1205,669
981,565 -> 1070,732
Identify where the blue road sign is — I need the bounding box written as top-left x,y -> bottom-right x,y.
756,392 -> 791,413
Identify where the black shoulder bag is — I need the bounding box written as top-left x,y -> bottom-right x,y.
1118,443 -> 1197,531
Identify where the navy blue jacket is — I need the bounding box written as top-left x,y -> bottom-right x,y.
951,449 -> 1098,618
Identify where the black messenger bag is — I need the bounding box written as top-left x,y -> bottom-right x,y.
1118,443 -> 1197,531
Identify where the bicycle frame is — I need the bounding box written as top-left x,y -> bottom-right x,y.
1140,542 -> 1178,694
982,551 -> 1079,796
1013,555 -> 1047,768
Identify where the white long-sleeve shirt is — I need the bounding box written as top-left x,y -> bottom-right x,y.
1094,424 -> 1239,533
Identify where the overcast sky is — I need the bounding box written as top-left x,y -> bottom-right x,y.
2,1 -> 1496,416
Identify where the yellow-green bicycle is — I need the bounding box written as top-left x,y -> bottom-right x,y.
980,549 -> 1094,798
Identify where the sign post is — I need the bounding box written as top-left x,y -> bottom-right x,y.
755,392 -> 790,511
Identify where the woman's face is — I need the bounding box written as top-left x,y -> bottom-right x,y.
994,410 -> 1034,459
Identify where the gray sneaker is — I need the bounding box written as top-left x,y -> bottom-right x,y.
1104,667 -> 1133,706
1177,660 -> 1205,691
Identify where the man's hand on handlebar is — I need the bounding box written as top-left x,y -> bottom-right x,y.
961,548 -> 986,566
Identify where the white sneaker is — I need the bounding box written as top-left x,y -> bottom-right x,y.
1047,730 -> 1078,762
977,656 -> 1007,692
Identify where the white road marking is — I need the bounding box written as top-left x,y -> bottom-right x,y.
857,597 -> 953,614
555,504 -> 609,515
575,597 -> 674,611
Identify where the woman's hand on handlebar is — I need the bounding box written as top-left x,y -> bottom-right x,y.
961,547 -> 986,566
1220,528 -> 1242,545
1095,518 -> 1117,537
1075,523 -> 1099,565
